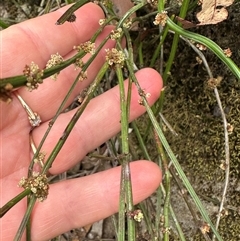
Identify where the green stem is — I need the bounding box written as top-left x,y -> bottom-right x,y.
131,121 -> 151,160
0,189 -> 31,218
138,42 -> 144,68
158,0 -> 165,11
125,59 -> 223,240
149,24 -> 169,68
56,0 -> 89,25
0,15 -> 113,91
0,19 -> 10,29
139,202 -> 155,237
117,1 -> 147,28
166,18 -> 240,80
156,0 -> 191,117
142,98 -> 223,241
31,35 -> 110,174
169,204 -> 186,241
116,65 -> 135,241
41,62 -> 109,174
14,195 -> 37,241
155,164 -> 163,240
118,165 -> 126,241
0,50 -> 85,89
154,131 -> 170,241
163,0 -> 190,83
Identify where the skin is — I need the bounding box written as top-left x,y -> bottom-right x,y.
0,3 -> 163,240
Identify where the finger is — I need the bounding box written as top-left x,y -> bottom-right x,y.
1,3 -> 104,77
32,161 -> 162,241
32,68 -> 162,174
16,26 -> 117,122
1,3 -> 113,126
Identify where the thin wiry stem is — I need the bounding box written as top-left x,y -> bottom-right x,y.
127,56 -> 223,239
212,87 -> 230,240
14,195 -> 37,241
166,18 -> 240,79
41,62 -> 109,174
32,34 -> 110,174
179,36 -> 230,240
154,130 -> 171,241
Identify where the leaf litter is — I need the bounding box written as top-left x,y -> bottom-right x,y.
196,0 -> 234,25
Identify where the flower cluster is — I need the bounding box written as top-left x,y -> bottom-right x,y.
123,19 -> 133,29
19,172 -> 49,202
46,52 -> 64,80
74,58 -> 84,70
105,48 -> 125,68
196,43 -> 207,51
153,11 -> 168,26
74,41 -> 95,55
127,209 -> 144,222
79,71 -> 87,82
200,222 -> 210,234
33,152 -> 46,167
23,62 -> 44,91
110,28 -> 122,40
133,210 -> 144,222
227,123 -> 234,134
99,19 -> 105,26
207,76 -> 223,89
0,83 -> 13,103
223,48 -> 232,57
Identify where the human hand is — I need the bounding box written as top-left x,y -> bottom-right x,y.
0,3 -> 162,240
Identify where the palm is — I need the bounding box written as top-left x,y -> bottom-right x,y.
0,3 -> 162,241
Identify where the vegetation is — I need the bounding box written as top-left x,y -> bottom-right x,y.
1,0 -> 240,240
